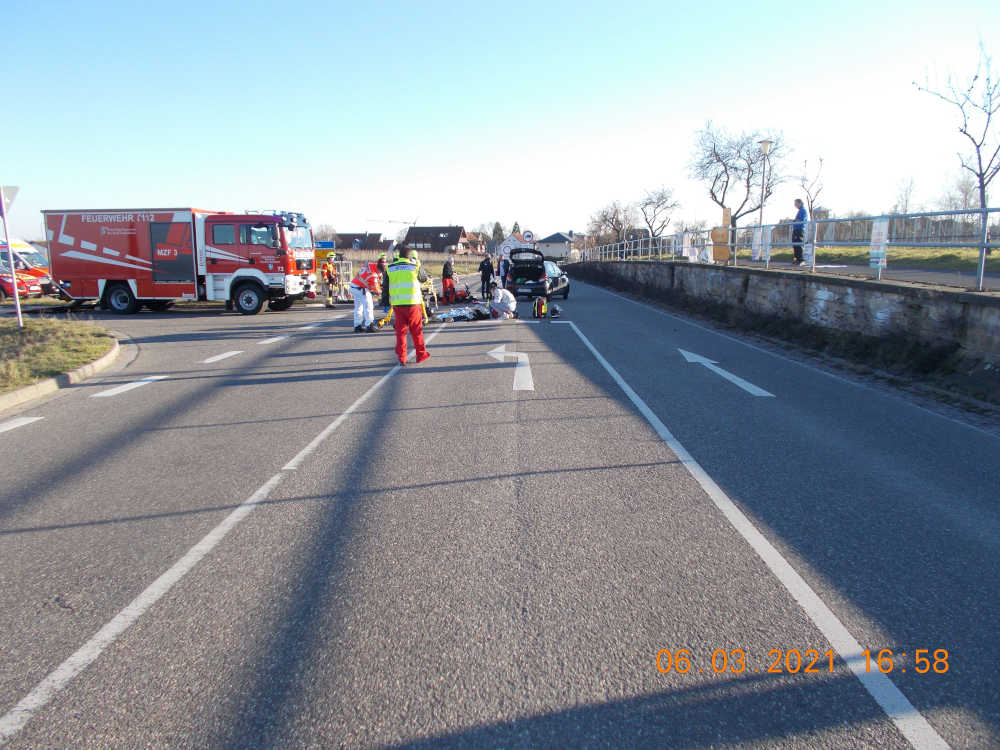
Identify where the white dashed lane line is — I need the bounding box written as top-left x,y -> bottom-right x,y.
257,336 -> 288,345
201,351 -> 243,364
0,325 -> 452,744
0,417 -> 44,434
90,376 -> 169,398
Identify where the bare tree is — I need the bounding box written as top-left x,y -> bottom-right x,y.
916,41 -> 1000,288
799,158 -> 824,217
587,201 -> 636,243
937,172 -> 980,210
891,177 -> 916,214
676,219 -> 708,233
312,224 -> 337,242
690,122 -> 784,229
637,187 -> 680,238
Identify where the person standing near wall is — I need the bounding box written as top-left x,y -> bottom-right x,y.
792,198 -> 808,266
388,246 -> 430,364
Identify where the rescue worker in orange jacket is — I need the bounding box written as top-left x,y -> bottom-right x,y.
350,259 -> 382,332
441,256 -> 456,304
321,257 -> 338,304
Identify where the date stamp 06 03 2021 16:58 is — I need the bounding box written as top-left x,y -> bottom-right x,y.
655,648 -> 951,676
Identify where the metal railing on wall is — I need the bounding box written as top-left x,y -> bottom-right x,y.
582,208 -> 999,292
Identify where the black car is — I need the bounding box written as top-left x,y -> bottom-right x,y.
505,249 -> 570,299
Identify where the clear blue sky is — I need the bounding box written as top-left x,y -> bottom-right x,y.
4,0 -> 999,241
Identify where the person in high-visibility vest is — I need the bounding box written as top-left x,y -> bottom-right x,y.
388,246 -> 430,364
321,257 -> 337,305
350,259 -> 382,332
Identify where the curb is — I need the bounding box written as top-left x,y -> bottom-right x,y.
0,336 -> 121,413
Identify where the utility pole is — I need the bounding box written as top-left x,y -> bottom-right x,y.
1,185 -> 24,328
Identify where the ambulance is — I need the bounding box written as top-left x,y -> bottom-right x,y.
42,208 -> 317,314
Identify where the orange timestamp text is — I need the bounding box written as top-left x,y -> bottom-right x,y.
655,648 -> 950,675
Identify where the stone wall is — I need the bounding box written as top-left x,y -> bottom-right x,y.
566,262 -> 1000,359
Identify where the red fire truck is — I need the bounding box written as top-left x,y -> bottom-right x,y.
41,208 -> 317,314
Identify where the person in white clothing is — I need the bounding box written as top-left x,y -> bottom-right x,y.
489,281 -> 517,319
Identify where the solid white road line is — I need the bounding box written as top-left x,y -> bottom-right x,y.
0,322 -> 452,745
90,376 -> 169,399
0,474 -> 285,744
679,349 -> 775,397
564,320 -> 949,750
201,351 -> 243,364
0,417 -> 43,434
591,282 -> 1000,441
257,336 -> 288,345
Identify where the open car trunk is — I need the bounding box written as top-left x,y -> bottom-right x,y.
509,249 -> 545,284
510,262 -> 544,284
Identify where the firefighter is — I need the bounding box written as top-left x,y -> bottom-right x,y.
441,255 -> 456,304
350,258 -> 381,332
321,255 -> 337,305
388,246 -> 430,364
376,255 -> 391,328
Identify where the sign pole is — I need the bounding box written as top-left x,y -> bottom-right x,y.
1,185 -> 24,328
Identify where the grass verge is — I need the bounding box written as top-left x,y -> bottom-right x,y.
760,246 -> 998,272
1,317 -> 115,393
0,295 -> 67,308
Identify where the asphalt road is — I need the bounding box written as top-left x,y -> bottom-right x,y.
1,283 -> 997,749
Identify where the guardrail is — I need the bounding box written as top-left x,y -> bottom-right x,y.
583,208 -> 1000,292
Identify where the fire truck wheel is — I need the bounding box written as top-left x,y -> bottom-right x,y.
233,283 -> 265,315
106,283 -> 139,314
0,287 -> 6,301
267,297 -> 294,312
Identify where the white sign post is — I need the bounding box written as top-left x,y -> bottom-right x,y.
870,217 -> 889,280
1,185 -> 24,328
751,228 -> 762,262
682,232 -> 696,261
762,226 -> 773,269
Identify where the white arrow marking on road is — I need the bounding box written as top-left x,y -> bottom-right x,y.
0,417 -> 43,434
488,344 -> 534,391
91,376 -> 169,398
201,350 -> 243,364
679,349 -> 774,397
